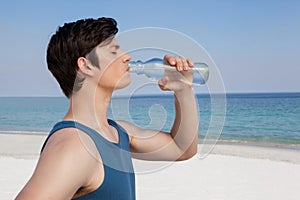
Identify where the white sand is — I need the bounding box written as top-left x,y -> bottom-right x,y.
1,133 -> 300,200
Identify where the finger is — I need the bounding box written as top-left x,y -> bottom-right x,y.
158,76 -> 168,86
158,77 -> 170,91
175,56 -> 184,71
158,84 -> 169,91
164,54 -> 176,66
181,58 -> 189,71
187,58 -> 194,68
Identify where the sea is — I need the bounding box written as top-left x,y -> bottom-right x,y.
0,93 -> 300,148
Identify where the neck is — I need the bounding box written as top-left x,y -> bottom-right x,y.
64,86 -> 113,129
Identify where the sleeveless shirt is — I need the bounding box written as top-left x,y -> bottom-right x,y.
41,119 -> 136,200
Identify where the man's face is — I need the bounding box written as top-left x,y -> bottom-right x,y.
90,38 -> 132,90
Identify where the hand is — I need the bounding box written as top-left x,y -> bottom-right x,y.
158,55 -> 194,92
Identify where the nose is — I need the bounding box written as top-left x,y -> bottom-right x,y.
122,51 -> 131,63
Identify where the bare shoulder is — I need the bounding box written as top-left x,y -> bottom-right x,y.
115,119 -> 168,141
41,128 -> 101,164
115,120 -> 134,131
115,120 -> 182,161
43,128 -> 82,151
16,128 -> 101,199
43,128 -> 98,156
116,120 -> 151,138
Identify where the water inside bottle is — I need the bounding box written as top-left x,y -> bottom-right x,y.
129,58 -> 209,85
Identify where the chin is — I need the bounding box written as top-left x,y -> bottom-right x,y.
114,77 -> 131,90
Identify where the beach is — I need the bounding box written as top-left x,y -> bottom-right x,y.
1,133 -> 299,200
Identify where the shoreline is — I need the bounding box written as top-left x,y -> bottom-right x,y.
1,132 -> 299,163
2,130 -> 299,148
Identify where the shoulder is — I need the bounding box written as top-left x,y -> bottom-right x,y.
114,120 -> 140,140
43,127 -> 101,164
115,120 -> 157,142
115,120 -> 142,132
16,128 -> 102,199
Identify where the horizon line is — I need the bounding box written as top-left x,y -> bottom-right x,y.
0,91 -> 300,98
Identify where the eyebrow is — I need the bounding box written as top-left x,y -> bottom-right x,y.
109,45 -> 120,49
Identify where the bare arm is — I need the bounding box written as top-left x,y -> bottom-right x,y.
15,129 -> 100,200
170,87 -> 199,159
117,55 -> 199,161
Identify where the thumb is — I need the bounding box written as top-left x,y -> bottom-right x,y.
158,76 -> 170,90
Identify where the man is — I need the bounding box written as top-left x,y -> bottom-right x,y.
16,17 -> 198,200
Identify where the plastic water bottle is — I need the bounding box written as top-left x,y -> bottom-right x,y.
129,58 -> 209,85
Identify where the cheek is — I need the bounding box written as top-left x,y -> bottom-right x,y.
98,50 -> 115,68
98,65 -> 120,87
99,67 -> 114,83
97,54 -> 124,86
99,57 -> 111,69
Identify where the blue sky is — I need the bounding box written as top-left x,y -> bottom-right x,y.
0,0 -> 299,96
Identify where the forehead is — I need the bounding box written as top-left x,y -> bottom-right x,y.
99,38 -> 119,48
95,38 -> 120,56
109,38 -> 119,46
96,38 -> 119,54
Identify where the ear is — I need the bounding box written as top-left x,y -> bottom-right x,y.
77,57 -> 94,76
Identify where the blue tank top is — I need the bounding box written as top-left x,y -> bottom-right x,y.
41,119 -> 136,200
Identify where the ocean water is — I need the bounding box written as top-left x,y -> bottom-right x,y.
0,93 -> 300,146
